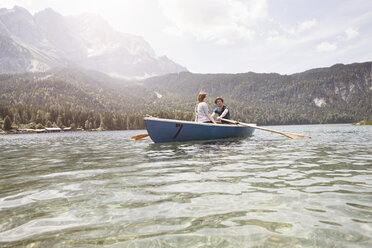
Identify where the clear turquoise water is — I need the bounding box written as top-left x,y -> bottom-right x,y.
0,124 -> 371,247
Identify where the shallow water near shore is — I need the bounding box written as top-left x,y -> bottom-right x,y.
0,124 -> 371,247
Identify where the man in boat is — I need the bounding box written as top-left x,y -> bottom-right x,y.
212,97 -> 231,124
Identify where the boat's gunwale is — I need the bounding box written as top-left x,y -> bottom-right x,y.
144,117 -> 255,128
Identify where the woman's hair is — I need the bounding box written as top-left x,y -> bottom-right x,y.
197,92 -> 207,103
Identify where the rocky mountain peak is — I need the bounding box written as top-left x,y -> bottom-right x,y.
0,6 -> 187,78
0,6 -> 40,45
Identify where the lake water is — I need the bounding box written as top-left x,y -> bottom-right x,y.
0,124 -> 371,247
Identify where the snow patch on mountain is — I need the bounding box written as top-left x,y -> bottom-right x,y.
154,91 -> 163,98
27,59 -> 50,72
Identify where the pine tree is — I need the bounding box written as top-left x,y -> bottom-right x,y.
46,120 -> 52,127
3,115 -> 12,131
56,115 -> 63,127
85,120 -> 89,130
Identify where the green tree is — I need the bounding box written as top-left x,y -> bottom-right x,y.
35,110 -> 44,124
46,120 -> 52,127
13,112 -> 21,124
22,110 -> 29,123
99,115 -> 106,130
36,123 -> 44,129
56,115 -> 63,127
84,120 -> 90,130
3,115 -> 12,131
27,122 -> 37,129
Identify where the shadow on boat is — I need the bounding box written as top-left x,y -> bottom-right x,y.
147,136 -> 251,149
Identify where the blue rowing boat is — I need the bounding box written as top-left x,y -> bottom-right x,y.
144,117 -> 255,143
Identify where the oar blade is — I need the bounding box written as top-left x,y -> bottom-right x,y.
283,132 -> 311,139
131,134 -> 149,140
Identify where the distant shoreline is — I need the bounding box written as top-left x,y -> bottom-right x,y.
2,122 -> 371,135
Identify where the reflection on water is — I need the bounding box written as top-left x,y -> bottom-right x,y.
0,124 -> 371,247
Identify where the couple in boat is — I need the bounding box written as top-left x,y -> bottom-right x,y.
195,92 -> 230,124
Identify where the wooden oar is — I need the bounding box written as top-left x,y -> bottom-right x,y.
221,118 -> 310,139
131,133 -> 149,140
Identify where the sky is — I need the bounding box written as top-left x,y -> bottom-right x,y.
1,0 -> 372,75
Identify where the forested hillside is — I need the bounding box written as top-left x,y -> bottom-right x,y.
145,62 -> 372,124
1,62 -> 371,130
0,68 -> 154,130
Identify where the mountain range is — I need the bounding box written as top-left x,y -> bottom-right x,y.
144,62 -> 372,124
1,62 -> 371,129
0,6 -> 187,78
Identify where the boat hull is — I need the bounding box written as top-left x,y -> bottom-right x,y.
144,117 -> 254,143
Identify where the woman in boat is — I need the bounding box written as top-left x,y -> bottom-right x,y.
211,97 -> 231,124
195,92 -> 217,124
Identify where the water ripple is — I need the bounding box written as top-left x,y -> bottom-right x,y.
0,125 -> 372,247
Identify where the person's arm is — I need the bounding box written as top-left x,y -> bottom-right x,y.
201,103 -> 216,124
217,108 -> 229,120
208,113 -> 216,124
195,106 -> 198,122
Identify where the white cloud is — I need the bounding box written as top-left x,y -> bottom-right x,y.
276,18 -> 317,36
317,42 -> 337,52
344,28 -> 359,40
298,19 -> 317,32
158,0 -> 268,45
